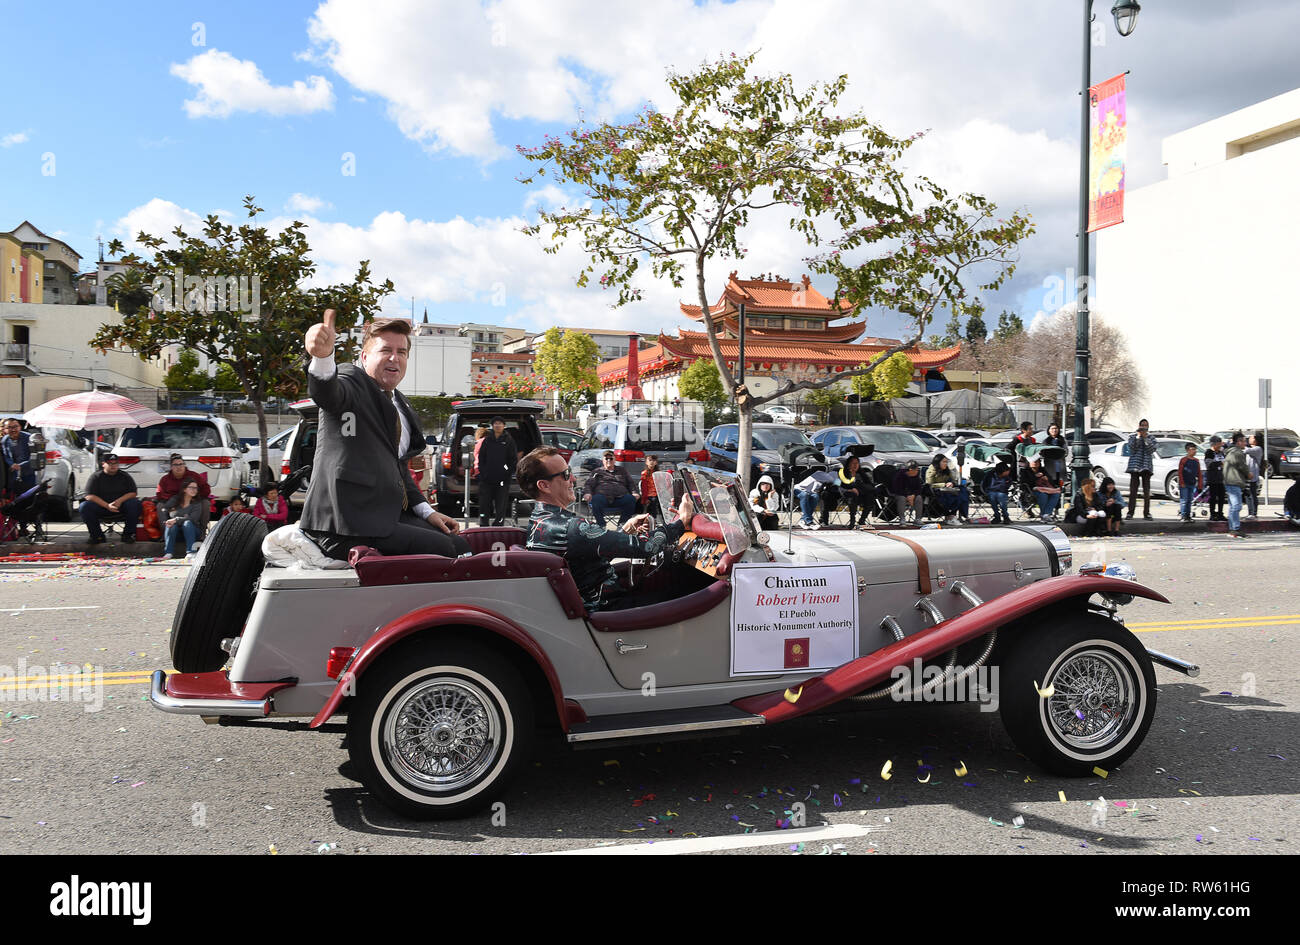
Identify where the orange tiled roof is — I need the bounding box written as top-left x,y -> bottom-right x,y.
597,332 -> 962,384
681,271 -> 854,320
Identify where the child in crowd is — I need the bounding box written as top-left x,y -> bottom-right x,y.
1100,477 -> 1126,535
639,455 -> 661,520
749,473 -> 780,530
224,495 -> 250,517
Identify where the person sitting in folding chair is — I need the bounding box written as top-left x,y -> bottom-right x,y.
985,462 -> 1014,525
925,454 -> 970,525
793,469 -> 837,530
892,460 -> 924,526
749,474 -> 781,531
79,453 -> 142,545
831,455 -> 876,529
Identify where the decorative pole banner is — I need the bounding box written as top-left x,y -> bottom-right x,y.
1088,73 -> 1127,233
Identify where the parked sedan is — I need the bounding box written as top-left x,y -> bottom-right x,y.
702,422 -> 813,495
1089,438 -> 1199,498
811,426 -> 933,471
902,428 -> 945,453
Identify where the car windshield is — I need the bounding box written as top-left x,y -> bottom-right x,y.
678,465 -> 754,552
119,420 -> 221,450
752,428 -> 808,450
857,429 -> 928,452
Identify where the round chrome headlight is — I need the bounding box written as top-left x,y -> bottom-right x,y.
1102,562 -> 1138,605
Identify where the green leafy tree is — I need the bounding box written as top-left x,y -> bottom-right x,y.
533,327 -> 600,416
678,357 -> 726,407
213,362 -> 242,392
163,349 -> 210,391
519,54 -> 1031,488
106,269 -> 153,316
93,196 -> 393,484
804,385 -> 845,424
938,314 -> 964,346
994,310 -> 1025,342
964,312 -> 988,343
850,369 -> 879,401
871,351 -> 914,401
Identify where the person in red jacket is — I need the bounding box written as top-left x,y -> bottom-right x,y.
252,484 -> 289,530
639,454 -> 661,520
155,454 -> 212,504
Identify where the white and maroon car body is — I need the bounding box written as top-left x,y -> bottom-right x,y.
151,466 -> 1195,819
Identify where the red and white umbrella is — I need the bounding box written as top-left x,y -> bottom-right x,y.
24,390 -> 166,430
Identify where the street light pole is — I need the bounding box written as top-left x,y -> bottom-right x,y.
1070,0 -> 1094,497
1071,0 -> 1140,496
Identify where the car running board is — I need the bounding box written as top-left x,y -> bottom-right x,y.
567,704 -> 765,745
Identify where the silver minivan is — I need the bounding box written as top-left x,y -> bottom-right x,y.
568,416 -> 707,501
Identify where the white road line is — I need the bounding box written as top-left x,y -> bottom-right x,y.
539,823 -> 879,855
0,605 -> 101,612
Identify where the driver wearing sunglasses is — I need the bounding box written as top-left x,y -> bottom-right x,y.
517,446 -> 694,613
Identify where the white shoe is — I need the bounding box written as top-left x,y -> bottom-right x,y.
810,522 -> 821,530
797,520 -> 813,529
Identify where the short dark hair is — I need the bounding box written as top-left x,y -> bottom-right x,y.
517,446 -> 562,499
361,317 -> 412,353
1019,421 -> 1033,431
169,452 -> 184,463
1232,431 -> 1245,444
603,450 -> 615,460
490,416 -> 505,425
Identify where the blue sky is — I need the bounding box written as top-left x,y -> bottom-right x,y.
4,0 -> 1297,342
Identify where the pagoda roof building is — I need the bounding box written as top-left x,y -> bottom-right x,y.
596,271 -> 961,392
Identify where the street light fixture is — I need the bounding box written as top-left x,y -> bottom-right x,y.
1070,0 -> 1141,497
1112,1 -> 1141,36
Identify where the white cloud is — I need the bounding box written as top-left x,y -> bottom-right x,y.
1,130 -> 30,147
111,198 -> 207,251
286,193 -> 332,214
170,49 -> 334,118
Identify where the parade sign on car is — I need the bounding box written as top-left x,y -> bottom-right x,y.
729,562 -> 859,676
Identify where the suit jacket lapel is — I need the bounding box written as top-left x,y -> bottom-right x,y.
355,367 -> 399,458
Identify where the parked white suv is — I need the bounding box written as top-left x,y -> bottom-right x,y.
113,415 -> 250,503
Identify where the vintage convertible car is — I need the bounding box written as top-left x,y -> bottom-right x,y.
150,466 -> 1197,819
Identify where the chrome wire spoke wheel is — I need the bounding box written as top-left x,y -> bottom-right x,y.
383,678 -> 502,793
1043,648 -> 1137,750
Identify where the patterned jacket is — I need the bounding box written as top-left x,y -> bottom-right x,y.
527,502 -> 686,612
1125,433 -> 1158,473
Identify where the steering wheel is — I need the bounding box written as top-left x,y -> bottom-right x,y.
627,514 -> 685,589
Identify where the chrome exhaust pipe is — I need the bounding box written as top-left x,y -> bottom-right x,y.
1145,648 -> 1200,678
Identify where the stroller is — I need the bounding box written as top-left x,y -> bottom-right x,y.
0,480 -> 53,544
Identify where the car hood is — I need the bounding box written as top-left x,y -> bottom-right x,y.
767,524 -> 1069,582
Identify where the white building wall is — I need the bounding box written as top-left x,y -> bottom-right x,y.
0,302 -> 167,411
1096,88 -> 1300,432
399,333 -> 473,398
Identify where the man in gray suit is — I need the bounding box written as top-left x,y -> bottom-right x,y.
300,310 -> 470,559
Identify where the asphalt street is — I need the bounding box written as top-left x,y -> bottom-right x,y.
0,531 -> 1295,856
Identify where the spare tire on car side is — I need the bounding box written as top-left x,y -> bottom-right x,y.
170,512 -> 268,672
